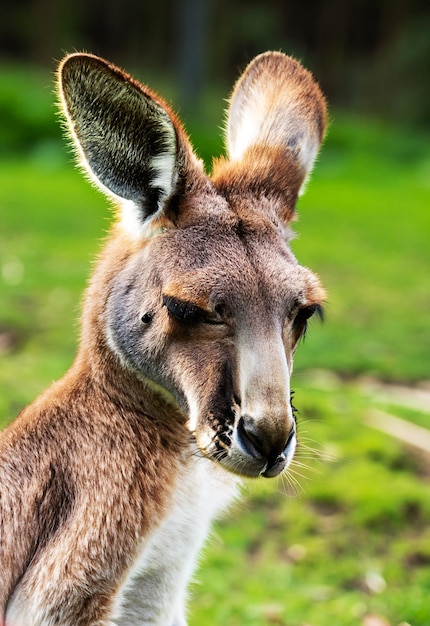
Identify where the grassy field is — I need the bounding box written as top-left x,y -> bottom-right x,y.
0,67 -> 429,625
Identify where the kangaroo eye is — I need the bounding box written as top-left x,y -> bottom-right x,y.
293,304 -> 324,339
162,295 -> 203,323
141,312 -> 153,324
297,304 -> 323,322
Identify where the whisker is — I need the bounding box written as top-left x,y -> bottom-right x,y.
291,460 -> 319,474
296,438 -> 339,463
278,470 -> 304,498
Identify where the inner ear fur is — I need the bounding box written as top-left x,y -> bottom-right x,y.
213,51 -> 327,220
58,53 -> 192,223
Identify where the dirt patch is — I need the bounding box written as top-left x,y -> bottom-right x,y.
365,409 -> 430,455
0,326 -> 22,355
361,380 -> 430,413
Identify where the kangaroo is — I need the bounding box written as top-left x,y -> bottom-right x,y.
0,51 -> 327,625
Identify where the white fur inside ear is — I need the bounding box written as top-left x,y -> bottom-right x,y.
297,140 -> 321,196
119,198 -> 170,240
118,145 -> 177,239
297,139 -> 320,175
120,199 -> 149,239
227,102 -> 261,163
228,89 -> 320,177
151,150 -> 177,204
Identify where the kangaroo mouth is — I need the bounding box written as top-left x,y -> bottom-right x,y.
195,414 -> 296,479
192,389 -> 297,479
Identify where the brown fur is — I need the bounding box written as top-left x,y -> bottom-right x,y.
0,51 -> 327,625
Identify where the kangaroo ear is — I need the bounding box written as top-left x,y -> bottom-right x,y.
214,52 -> 327,220
58,53 -> 193,231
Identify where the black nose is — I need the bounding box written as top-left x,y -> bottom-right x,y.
237,415 -> 295,468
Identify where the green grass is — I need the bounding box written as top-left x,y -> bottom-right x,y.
0,160 -> 109,418
291,115 -> 430,381
191,381 -> 430,625
1,66 -> 430,625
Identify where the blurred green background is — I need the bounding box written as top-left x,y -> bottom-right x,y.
0,1 -> 429,625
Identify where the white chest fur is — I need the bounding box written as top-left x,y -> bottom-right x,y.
109,457 -> 239,626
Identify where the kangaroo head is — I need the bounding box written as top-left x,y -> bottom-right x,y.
58,51 -> 327,479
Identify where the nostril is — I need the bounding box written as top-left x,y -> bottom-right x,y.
264,427 -> 296,478
275,452 -> 286,465
237,416 -> 265,459
285,425 -> 295,449
237,416 -> 296,463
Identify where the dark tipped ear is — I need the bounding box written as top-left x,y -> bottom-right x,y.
58,53 -> 189,229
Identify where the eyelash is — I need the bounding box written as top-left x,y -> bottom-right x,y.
162,295 -> 223,326
162,295 -> 203,322
293,304 -> 324,338
162,296 -> 324,333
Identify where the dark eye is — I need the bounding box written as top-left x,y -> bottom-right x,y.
297,304 -> 323,322
162,295 -> 203,322
293,304 -> 324,340
162,294 -> 226,326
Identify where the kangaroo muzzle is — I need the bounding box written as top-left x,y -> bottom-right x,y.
226,331 -> 296,477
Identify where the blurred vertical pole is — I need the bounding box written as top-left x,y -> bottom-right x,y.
31,0 -> 60,64
174,0 -> 212,117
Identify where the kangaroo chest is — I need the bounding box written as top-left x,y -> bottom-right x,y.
109,458 -> 239,626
